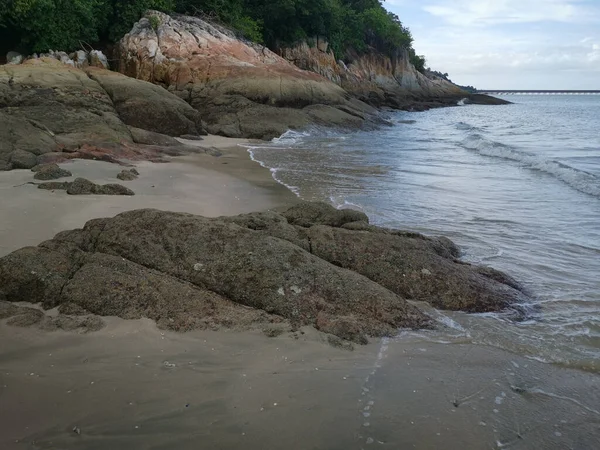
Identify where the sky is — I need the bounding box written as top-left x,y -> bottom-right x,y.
384,0 -> 600,89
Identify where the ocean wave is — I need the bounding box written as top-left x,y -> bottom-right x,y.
461,134 -> 600,197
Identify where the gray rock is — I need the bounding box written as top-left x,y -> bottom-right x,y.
33,163 -> 72,180
38,181 -> 70,191
282,201 -> 369,228
37,178 -> 134,195
7,51 -> 23,64
67,177 -> 95,195
9,150 -> 38,169
0,161 -> 12,171
65,178 -> 135,196
95,183 -> 135,195
117,169 -> 139,181
74,50 -> 88,68
0,208 -> 431,341
128,127 -> 183,146
89,50 -> 109,69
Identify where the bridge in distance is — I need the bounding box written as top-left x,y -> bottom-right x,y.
478,90 -> 600,95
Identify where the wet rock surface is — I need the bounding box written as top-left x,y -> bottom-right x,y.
0,202 -> 527,340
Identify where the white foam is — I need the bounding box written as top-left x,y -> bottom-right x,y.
462,134 -> 600,197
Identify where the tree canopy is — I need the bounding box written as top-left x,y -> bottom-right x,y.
1,0 -> 426,71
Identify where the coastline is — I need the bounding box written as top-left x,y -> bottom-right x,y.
2,131 -> 599,449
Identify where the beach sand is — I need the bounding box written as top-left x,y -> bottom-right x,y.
0,136 -> 296,257
1,317 -> 598,450
1,136 -> 599,449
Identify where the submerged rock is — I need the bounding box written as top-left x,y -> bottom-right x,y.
0,202 -> 527,340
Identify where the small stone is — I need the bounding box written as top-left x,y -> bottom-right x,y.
72,426 -> 81,435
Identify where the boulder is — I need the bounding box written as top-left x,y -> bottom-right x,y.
86,68 -> 207,137
0,207 -> 431,341
128,127 -> 184,146
7,51 -> 23,65
66,178 -> 134,195
89,50 -> 109,69
9,150 -> 38,169
116,11 -> 375,139
117,169 -> 139,181
33,163 -> 72,180
0,59 -> 211,170
0,203 -> 528,340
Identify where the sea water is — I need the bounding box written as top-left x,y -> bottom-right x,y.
246,95 -> 600,372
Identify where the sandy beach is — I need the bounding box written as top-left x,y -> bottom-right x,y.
1,137 -> 599,450
0,137 -> 296,257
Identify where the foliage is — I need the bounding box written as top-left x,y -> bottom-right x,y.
409,48 -> 426,73
1,0 -> 427,72
0,0 -> 174,53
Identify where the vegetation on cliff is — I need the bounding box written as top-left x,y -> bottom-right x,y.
1,0 -> 426,70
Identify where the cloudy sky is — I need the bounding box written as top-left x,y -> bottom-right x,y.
384,0 -> 600,89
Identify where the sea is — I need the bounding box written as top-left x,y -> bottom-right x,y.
246,95 -> 600,373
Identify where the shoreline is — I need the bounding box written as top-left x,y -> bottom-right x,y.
2,132 -> 600,449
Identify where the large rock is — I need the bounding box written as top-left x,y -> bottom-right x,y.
0,58 -> 212,171
0,208 -> 430,342
86,68 -> 206,137
8,150 -> 38,169
116,11 -> 376,139
0,203 -> 527,340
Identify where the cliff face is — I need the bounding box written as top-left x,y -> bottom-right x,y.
116,11 -> 377,139
280,41 -> 465,110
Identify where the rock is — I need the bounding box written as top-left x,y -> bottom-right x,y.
86,69 -> 207,137
36,178 -> 134,195
0,207 -> 431,341
128,127 -> 184,146
33,163 -> 72,180
282,201 -> 368,228
95,183 -> 135,195
0,203 -> 527,339
65,178 -> 135,196
9,150 -> 38,169
117,169 -> 139,181
66,177 -> 96,195
89,50 -> 108,69
0,161 -> 12,171
233,202 -> 528,313
116,11 -> 375,139
7,51 -> 23,65
0,59 -> 208,169
179,135 -> 204,141
37,181 -> 71,191
73,50 -> 88,68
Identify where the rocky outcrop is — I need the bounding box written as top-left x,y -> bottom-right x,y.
280,42 -> 508,110
116,11 -> 378,139
32,163 -> 72,180
0,58 -> 206,171
0,203 -> 527,341
37,177 -> 134,195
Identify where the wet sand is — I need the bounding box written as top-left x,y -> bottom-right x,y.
1,136 -> 599,449
1,317 -> 598,450
0,136 -> 296,257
